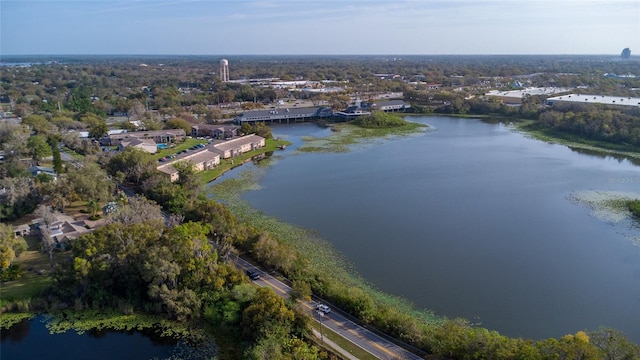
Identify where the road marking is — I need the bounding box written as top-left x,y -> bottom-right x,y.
259,276 -> 289,296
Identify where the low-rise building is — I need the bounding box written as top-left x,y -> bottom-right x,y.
118,138 -> 157,153
235,107 -> 332,124
546,94 -> 640,108
191,124 -> 240,139
157,149 -> 221,182
366,100 -> 411,112
156,134 -> 265,182
211,134 -> 266,159
106,129 -> 186,146
485,87 -> 572,105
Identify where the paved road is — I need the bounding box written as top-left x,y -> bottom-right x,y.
234,256 -> 424,360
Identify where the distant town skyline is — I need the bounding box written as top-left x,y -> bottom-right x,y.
1,0 -> 638,56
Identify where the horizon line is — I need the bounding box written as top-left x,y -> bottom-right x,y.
1,53 -> 636,58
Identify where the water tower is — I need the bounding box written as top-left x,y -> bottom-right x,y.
220,59 -> 229,82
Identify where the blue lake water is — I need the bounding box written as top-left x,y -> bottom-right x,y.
1,316 -> 181,360
237,116 -> 640,342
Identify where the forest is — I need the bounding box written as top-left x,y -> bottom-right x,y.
2,55 -> 640,359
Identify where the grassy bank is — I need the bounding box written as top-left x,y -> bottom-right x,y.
516,121 -> 640,162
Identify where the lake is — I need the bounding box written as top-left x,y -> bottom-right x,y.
238,116 -> 640,342
1,316 -> 186,360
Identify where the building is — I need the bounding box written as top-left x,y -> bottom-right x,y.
156,134 -> 265,182
191,124 -> 240,139
28,166 -> 57,181
220,59 -> 229,82
210,134 -> 266,159
235,107 -> 333,124
106,129 -> 186,146
485,87 -> 572,105
333,106 -> 371,120
157,149 -> 221,182
365,100 -> 411,112
546,94 -> 640,108
118,138 -> 157,153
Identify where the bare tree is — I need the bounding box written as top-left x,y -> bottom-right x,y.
106,195 -> 164,227
37,205 -> 58,268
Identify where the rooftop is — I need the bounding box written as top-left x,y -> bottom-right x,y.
546,94 -> 640,107
485,87 -> 572,98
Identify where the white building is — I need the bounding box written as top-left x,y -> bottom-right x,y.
546,94 -> 640,107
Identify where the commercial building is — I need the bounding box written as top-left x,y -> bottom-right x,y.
235,107 -> 333,124
485,87 -> 572,105
545,94 -> 640,108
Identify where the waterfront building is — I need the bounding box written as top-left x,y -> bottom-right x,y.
235,107 -> 333,124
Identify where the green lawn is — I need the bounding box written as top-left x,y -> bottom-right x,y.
0,236 -> 55,306
155,138 -> 207,159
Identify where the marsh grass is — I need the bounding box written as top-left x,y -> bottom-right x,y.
44,310 -> 210,342
569,190 -> 640,246
298,121 -> 428,153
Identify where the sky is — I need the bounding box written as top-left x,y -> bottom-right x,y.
1,0 -> 639,56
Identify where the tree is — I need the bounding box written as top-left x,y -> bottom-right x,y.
48,136 -> 64,174
107,147 -> 157,184
37,205 -> 59,268
166,118 -> 192,135
22,114 -> 56,134
589,327 -> 640,360
0,177 -> 40,221
88,121 -> 108,140
0,223 -> 28,270
174,162 -> 200,195
27,135 -> 53,163
66,162 -> 113,202
106,195 -> 164,226
241,287 -> 295,341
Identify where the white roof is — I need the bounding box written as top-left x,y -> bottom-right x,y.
486,87 -> 572,98
546,93 -> 640,107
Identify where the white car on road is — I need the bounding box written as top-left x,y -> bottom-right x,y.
316,304 -> 331,314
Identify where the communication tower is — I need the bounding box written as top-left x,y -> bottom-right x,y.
220,59 -> 229,82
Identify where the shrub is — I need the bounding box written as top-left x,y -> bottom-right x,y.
0,264 -> 23,282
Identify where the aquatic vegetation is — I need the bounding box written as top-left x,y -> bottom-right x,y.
0,312 -> 34,329
569,190 -> 640,246
298,121 -> 428,153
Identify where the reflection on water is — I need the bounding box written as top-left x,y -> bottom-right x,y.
569,146 -> 640,166
1,316 -> 182,360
